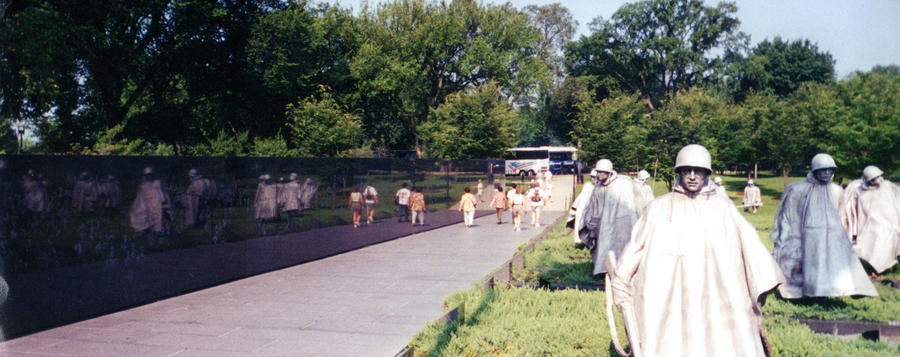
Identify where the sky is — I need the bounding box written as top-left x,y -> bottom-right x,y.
329,0 -> 900,79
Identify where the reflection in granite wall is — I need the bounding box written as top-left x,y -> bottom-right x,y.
0,155 -> 501,275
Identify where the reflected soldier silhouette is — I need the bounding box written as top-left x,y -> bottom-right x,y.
129,167 -> 171,234
72,171 -> 99,214
254,174 -> 279,235
184,169 -> 216,227
22,169 -> 48,225
97,174 -> 121,211
278,173 -> 303,230
300,178 -> 317,211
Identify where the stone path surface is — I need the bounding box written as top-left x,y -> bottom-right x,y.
0,176 -> 575,356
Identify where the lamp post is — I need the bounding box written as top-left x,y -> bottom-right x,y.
15,124 -> 25,154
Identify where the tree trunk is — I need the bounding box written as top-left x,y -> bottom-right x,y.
754,162 -> 758,180
782,166 -> 789,188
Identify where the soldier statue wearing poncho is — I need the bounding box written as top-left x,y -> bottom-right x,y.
712,176 -> 727,198
608,144 -> 784,357
742,179 -> 762,214
633,170 -> 654,204
566,169 -> 598,243
581,159 -> 646,275
771,153 -> 877,298
839,165 -> 900,274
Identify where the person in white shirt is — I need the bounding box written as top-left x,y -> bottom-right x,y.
526,183 -> 547,227
506,183 -> 518,223
363,182 -> 378,225
510,186 -> 526,231
395,183 -> 411,222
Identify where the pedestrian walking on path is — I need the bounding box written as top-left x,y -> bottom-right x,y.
506,183 -> 518,223
363,182 -> 378,225
526,183 -> 547,228
489,184 -> 507,224
510,187 -> 526,231
348,185 -> 363,228
459,187 -> 478,228
395,183 -> 411,222
477,179 -> 484,202
409,187 -> 426,226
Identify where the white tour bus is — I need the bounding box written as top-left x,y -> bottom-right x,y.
505,146 -> 578,177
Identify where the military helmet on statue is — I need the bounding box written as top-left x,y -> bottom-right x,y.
810,153 -> 837,172
595,159 -> 614,173
674,144 -> 712,173
862,165 -> 884,182
637,170 -> 650,181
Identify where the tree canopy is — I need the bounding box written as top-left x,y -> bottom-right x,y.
0,0 -> 897,176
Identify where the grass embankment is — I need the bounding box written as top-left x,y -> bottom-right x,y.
410,172 -> 900,356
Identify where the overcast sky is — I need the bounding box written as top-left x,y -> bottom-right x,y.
329,0 -> 900,79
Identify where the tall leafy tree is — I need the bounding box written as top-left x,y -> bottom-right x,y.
247,2 -> 358,124
571,92 -> 650,170
565,0 -> 744,113
729,37 -> 835,101
351,0 -> 547,155
418,82 -> 518,159
286,88 -> 365,158
825,69 -> 900,180
525,3 -> 577,144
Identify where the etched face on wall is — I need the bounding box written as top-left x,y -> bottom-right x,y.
678,166 -> 709,193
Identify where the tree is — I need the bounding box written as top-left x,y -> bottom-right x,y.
286,88 -> 364,157
351,0 -> 547,154
758,95 -> 803,186
729,37 -> 835,101
417,82 -> 518,159
247,2 -> 359,122
651,87 -> 731,186
525,3 -> 577,79
825,70 -> 900,180
539,74 -> 591,145
571,92 -> 650,170
565,0 -> 745,113
730,91 -> 780,178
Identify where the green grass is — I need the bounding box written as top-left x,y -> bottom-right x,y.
409,286 -> 900,356
511,224 -> 600,287
408,172 -> 900,355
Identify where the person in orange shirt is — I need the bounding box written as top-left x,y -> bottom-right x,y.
489,184 -> 507,224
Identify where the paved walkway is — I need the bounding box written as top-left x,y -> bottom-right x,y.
0,176 -> 574,356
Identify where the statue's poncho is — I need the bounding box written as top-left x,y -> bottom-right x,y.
129,180 -> 170,232
185,177 -> 216,225
840,179 -> 900,273
771,173 -> 877,298
743,185 -> 762,208
254,182 -> 279,220
278,180 -> 302,212
610,180 -> 783,357
582,172 -> 644,274
636,181 -> 654,205
300,179 -> 318,209
566,182 -> 595,243
714,184 -> 727,198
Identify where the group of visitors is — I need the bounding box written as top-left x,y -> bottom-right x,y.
349,182 -> 427,228
568,144 -> 900,356
474,175 -> 553,231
